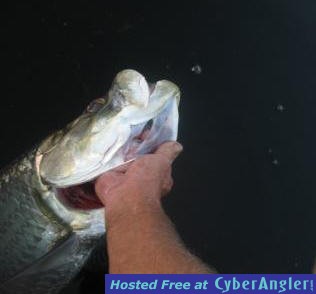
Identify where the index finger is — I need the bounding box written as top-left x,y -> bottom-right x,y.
154,141 -> 183,163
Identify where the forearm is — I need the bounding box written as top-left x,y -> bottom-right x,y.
105,193 -> 214,274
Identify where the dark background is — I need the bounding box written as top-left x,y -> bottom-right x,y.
2,0 -> 316,292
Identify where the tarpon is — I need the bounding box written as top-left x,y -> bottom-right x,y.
0,69 -> 180,293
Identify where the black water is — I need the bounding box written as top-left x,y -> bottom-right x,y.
2,1 -> 316,293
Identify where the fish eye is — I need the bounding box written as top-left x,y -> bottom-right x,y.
86,98 -> 106,113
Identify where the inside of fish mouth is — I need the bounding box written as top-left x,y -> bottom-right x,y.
132,119 -> 153,143
56,118 -> 154,211
56,180 -> 102,210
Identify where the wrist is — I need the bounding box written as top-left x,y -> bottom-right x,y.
104,188 -> 162,227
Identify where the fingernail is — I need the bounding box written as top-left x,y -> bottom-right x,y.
173,142 -> 183,154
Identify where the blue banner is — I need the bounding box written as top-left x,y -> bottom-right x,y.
105,274 -> 315,294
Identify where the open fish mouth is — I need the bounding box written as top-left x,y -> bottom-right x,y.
55,118 -> 156,210
38,69 -> 180,211
56,180 -> 103,210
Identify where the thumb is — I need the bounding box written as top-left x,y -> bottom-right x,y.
154,141 -> 183,163
95,171 -> 124,204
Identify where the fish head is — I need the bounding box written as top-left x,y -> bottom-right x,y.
37,69 -> 180,212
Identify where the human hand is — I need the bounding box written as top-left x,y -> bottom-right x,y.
94,141 -> 183,210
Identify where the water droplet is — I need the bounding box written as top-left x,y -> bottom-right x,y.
191,64 -> 202,74
276,104 -> 285,112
